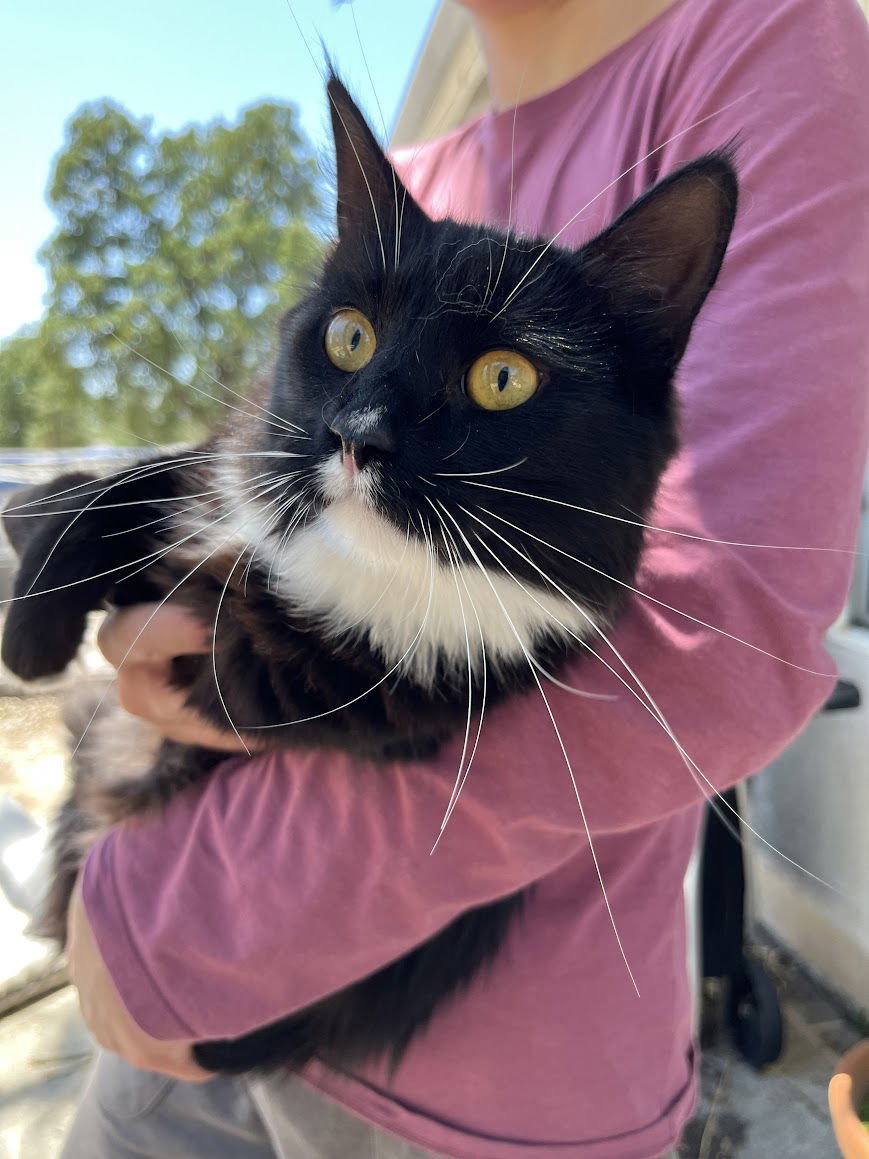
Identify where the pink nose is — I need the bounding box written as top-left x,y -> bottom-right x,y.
341,444 -> 360,477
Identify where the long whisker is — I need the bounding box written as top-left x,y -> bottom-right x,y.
15,450 -> 289,597
448,478 -> 860,557
107,332 -> 309,441
212,542 -> 256,756
114,472 -> 299,592
164,329 -> 309,436
430,495 -> 641,996
428,522 -> 474,851
434,458 -> 527,479
3,452 -> 223,515
464,516 -> 755,846
463,502 -> 845,894
492,91 -> 755,318
1,472 -> 292,608
68,477 -> 292,757
265,482 -> 317,594
427,505 -> 488,848
19,458 -> 207,599
242,522 -> 437,730
345,3 -> 402,272
485,62 -> 527,309
464,500 -> 835,678
101,471 -> 298,538
4,457 -> 308,548
1,451 -> 308,526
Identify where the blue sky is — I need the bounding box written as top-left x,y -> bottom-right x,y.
1,0 -> 437,342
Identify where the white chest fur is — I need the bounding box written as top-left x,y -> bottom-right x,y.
203,454 -> 594,686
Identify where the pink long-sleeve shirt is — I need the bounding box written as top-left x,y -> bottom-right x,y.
83,0 -> 869,1155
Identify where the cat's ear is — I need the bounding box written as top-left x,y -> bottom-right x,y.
327,73 -> 425,245
581,152 -> 738,364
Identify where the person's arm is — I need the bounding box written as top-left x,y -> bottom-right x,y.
65,875 -> 210,1081
77,0 -> 869,1048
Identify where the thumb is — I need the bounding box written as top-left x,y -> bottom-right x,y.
98,603 -> 211,668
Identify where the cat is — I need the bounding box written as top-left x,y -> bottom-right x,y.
0,75 -> 737,1075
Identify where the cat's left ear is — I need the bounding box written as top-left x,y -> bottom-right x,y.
327,73 -> 426,245
581,152 -> 738,365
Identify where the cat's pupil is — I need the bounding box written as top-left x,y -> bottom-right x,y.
497,366 -> 509,392
350,328 -> 361,352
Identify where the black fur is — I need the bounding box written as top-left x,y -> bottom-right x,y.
0,76 -> 737,1075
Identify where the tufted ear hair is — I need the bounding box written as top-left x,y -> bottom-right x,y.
580,151 -> 738,365
327,72 -> 426,249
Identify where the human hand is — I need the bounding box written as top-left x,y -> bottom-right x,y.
66,875 -> 211,1081
97,602 -> 258,751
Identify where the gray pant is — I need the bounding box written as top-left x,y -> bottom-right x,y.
60,1052 -> 442,1159
60,1050 -> 679,1158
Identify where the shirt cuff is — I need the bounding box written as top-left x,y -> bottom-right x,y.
81,828 -> 197,1040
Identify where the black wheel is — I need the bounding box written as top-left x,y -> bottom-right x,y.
725,958 -> 783,1068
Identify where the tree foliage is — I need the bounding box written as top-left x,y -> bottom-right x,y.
0,100 -> 324,446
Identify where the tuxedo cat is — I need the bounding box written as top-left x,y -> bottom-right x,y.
1,75 -> 737,1074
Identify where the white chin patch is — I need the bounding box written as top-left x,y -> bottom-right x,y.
264,457 -> 595,685
204,453 -> 595,687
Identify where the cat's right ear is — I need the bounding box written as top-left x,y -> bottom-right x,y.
327,73 -> 425,246
580,151 -> 738,368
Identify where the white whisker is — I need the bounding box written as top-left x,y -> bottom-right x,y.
434,458 -> 527,479
454,478 -> 860,557
430,495 -> 640,996
242,511 -> 438,730
462,501 -> 845,896
68,479 -> 292,756
107,330 -> 308,440
486,63 -> 527,309
440,429 -> 471,462
2,472 -> 291,608
492,91 -> 756,318
429,525 -> 473,851
427,506 -> 489,848
468,501 -> 836,678
212,542 -> 255,756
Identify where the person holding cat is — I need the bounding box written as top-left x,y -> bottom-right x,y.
58,0 -> 869,1156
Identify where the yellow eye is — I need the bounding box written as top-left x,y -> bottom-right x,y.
325,309 -> 377,372
465,350 -> 540,411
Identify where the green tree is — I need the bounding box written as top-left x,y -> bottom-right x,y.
0,323 -> 92,447
0,99 -> 324,447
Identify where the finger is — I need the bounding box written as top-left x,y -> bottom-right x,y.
151,718 -> 253,755
98,604 -> 211,668
146,714 -> 254,752
115,664 -> 253,751
116,662 -> 190,721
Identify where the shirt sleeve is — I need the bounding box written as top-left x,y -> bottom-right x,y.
84,0 -> 869,1042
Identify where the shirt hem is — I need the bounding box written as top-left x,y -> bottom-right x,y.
298,1063 -> 696,1159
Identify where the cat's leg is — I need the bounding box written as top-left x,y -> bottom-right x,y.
1,452 -> 202,680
